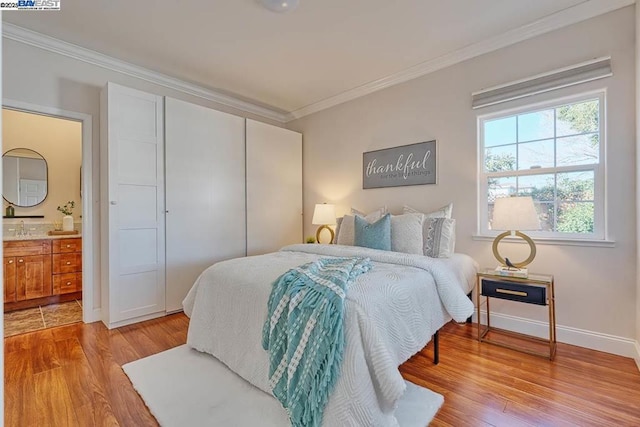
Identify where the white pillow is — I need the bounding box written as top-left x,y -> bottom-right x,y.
390,214 -> 424,255
403,202 -> 453,219
337,206 -> 388,246
332,217 -> 343,244
423,217 -> 456,258
336,215 -> 357,245
351,206 -> 388,220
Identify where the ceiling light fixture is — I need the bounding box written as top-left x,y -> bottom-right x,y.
260,0 -> 299,13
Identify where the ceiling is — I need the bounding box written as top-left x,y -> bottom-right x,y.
2,0 -> 631,120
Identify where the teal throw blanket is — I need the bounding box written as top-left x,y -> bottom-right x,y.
262,256 -> 372,427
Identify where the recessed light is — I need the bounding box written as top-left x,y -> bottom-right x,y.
260,0 -> 299,13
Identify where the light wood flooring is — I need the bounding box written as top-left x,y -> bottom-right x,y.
4,314 -> 640,426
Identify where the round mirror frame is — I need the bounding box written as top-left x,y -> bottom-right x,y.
2,148 -> 49,208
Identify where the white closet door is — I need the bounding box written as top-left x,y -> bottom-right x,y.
101,83 -> 165,327
165,98 -> 246,312
246,119 -> 302,255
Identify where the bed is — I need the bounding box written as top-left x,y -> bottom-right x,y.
183,242 -> 476,426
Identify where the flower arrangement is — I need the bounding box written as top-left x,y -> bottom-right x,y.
57,201 -> 76,216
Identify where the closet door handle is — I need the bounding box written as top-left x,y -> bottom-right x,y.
8,260 -> 13,264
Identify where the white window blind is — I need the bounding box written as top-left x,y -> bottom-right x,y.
472,57 -> 611,109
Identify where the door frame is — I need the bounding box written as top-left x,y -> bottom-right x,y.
2,99 -> 95,323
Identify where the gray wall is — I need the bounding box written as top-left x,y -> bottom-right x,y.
288,8 -> 637,357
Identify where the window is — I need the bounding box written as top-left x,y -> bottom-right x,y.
479,92 -> 605,240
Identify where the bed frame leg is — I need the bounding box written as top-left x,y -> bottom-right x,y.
466,292 -> 473,324
433,330 -> 439,365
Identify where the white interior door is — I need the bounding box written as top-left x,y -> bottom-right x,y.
101,82 -> 165,327
246,119 -> 302,255
19,179 -> 46,206
165,98 -> 246,313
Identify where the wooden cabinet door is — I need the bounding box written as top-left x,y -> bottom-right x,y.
4,257 -> 17,303
16,255 -> 52,301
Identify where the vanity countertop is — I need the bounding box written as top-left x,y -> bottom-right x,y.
3,234 -> 82,242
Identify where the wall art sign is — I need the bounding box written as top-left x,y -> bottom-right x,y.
363,140 -> 437,189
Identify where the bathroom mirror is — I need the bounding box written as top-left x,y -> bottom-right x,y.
2,148 -> 48,207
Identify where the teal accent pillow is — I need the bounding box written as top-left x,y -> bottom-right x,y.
354,213 -> 391,251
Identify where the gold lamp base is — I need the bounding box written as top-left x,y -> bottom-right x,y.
315,225 -> 335,244
492,230 -> 536,268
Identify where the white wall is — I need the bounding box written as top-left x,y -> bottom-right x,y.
288,8 -> 637,357
2,36 -> 284,317
635,3 -> 640,369
2,108 -> 82,220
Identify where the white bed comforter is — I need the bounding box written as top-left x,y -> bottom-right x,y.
183,244 -> 476,426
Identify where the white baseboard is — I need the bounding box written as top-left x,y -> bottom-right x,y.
475,310 -> 638,360
103,311 -> 166,330
85,307 -> 184,326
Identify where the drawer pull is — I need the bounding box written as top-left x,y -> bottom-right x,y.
66,281 -> 72,285
66,261 -> 72,265
66,245 -> 71,248
18,259 -> 23,263
8,260 -> 13,264
496,288 -> 527,297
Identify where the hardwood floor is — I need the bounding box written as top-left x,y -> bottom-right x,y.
4,314 -> 640,426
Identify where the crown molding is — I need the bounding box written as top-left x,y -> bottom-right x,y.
3,0 -> 633,124
286,0 -> 635,121
2,22 -> 290,123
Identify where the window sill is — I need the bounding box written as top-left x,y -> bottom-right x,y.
472,234 -> 616,248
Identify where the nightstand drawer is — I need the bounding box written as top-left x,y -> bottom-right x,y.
481,279 -> 546,305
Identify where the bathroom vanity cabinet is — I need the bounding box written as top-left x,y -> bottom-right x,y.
4,237 -> 82,311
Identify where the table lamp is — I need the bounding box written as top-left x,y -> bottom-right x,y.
491,196 -> 540,277
312,203 -> 336,244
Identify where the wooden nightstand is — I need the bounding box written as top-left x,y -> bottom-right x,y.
476,269 -> 556,360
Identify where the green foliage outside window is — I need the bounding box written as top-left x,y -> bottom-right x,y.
484,97 -> 600,235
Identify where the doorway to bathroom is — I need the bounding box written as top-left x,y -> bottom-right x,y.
2,104 -> 93,336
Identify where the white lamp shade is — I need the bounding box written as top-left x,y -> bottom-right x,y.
312,203 -> 336,225
491,196 -> 540,231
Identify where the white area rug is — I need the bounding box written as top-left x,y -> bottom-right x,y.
123,345 -> 444,426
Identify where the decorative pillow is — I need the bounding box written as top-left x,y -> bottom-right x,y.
332,216 -> 343,244
423,218 -> 456,258
403,202 -> 453,219
351,206 -> 388,220
336,206 -> 388,245
390,214 -> 424,255
354,214 -> 391,251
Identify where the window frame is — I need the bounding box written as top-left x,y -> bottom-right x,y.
477,90 -> 606,241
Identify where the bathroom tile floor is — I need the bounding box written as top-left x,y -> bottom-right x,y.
4,300 -> 82,337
